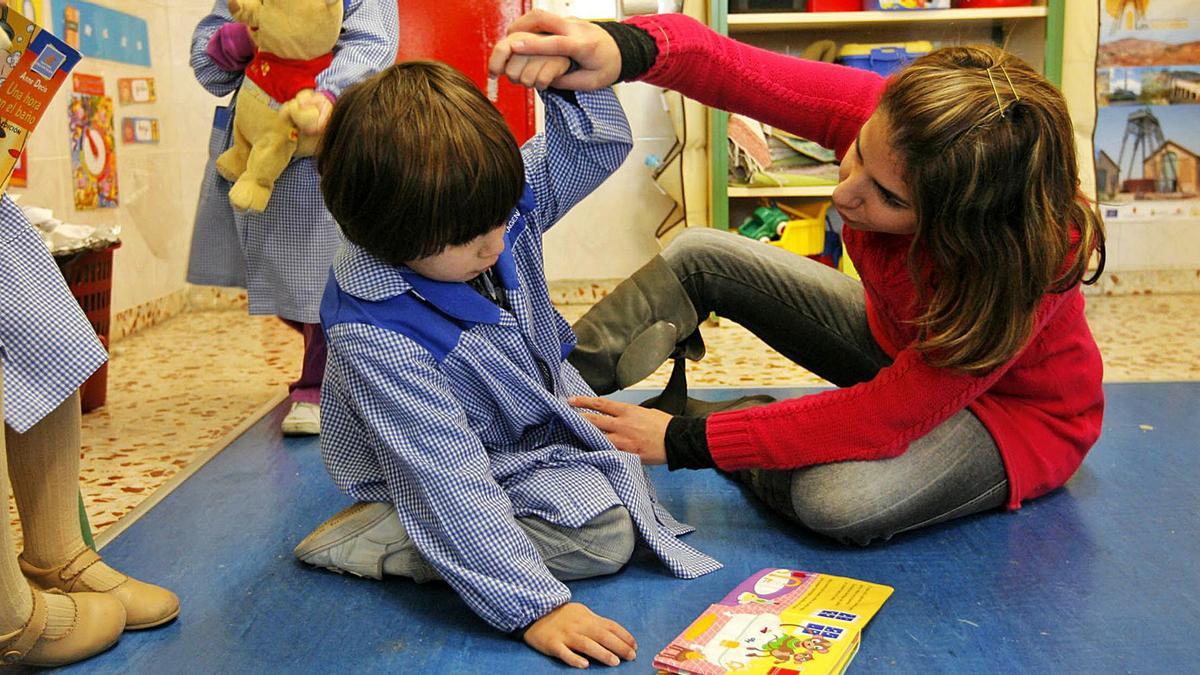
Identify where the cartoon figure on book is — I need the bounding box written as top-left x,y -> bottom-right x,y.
288,58 -> 720,669
493,10 -> 1107,546
651,568 -> 891,674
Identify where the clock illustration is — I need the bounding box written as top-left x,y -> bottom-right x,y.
81,126 -> 108,180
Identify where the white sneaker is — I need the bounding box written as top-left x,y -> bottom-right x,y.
293,502 -> 409,580
281,401 -> 320,436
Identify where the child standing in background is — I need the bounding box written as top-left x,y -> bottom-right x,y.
187,0 -> 398,435
292,59 -> 719,668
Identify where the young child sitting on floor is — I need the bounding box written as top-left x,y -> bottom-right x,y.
291,59 -> 719,668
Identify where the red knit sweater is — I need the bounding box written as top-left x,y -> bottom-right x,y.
627,14 -> 1104,509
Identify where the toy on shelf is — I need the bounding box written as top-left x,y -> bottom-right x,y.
737,205 -> 791,242
216,0 -> 343,212
653,568 -> 893,674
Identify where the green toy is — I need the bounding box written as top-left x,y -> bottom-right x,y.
737,205 -> 790,242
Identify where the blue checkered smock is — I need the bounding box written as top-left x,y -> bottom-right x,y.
0,195 -> 107,433
186,0 -> 398,323
319,90 -> 722,632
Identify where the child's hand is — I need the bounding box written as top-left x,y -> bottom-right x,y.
489,10 -> 622,91
570,396 -> 670,465
524,602 -> 637,668
491,31 -> 573,91
284,89 -> 334,136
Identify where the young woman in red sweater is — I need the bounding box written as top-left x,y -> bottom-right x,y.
490,11 -> 1106,546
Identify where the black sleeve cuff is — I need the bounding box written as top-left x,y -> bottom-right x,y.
665,415 -> 716,471
594,21 -> 659,83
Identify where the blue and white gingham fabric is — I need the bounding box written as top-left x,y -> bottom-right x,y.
0,195 -> 107,433
186,0 -> 399,323
320,90 -> 722,633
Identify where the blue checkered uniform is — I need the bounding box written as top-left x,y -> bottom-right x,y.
186,0 -> 398,323
320,90 -> 722,632
0,195 -> 107,433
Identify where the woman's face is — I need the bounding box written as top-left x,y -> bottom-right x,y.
832,111 -> 918,236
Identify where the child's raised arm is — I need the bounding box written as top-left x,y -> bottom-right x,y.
518,87 -> 633,234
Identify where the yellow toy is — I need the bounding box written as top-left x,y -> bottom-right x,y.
216,0 -> 343,212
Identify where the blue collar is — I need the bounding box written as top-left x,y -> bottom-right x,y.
395,184 -> 536,326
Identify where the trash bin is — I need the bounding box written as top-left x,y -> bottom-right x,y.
54,243 -> 119,412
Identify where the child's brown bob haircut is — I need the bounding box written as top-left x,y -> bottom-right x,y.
317,60 -> 524,265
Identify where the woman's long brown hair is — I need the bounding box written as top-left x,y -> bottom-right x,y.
879,45 -> 1105,374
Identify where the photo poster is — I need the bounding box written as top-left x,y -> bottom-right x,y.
120,116 -> 156,144
116,76 -> 153,104
69,72 -> 116,208
50,1 -> 149,67
0,2 -> 81,189
1094,0 -> 1200,225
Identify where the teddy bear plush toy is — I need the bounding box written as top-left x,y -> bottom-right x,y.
216,0 -> 343,212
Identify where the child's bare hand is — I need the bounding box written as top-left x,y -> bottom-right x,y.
524,602 -> 637,668
490,31 -> 573,90
570,396 -> 670,465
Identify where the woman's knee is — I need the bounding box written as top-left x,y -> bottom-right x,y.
661,227 -> 733,277
789,478 -> 901,547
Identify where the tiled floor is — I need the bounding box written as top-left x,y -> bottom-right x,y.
7,293 -> 1200,542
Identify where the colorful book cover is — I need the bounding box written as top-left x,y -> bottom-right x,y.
0,4 -> 81,188
654,569 -> 893,674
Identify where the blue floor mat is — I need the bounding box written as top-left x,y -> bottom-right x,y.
44,383 -> 1200,674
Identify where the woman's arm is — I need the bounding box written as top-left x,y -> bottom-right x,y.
495,11 -> 885,158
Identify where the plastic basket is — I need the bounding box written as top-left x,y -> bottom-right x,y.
770,201 -> 830,256
55,244 -> 118,412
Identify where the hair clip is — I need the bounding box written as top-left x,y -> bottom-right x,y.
986,64 -> 1020,118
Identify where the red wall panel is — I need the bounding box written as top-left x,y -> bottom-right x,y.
396,0 -> 535,144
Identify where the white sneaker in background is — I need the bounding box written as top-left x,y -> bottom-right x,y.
281,401 -> 321,436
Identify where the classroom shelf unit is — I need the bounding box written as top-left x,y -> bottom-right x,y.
707,1 -> 1065,230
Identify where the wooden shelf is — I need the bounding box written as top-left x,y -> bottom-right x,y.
728,7 -> 1047,32
728,185 -> 837,198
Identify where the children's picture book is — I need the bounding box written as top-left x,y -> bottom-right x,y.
0,3 -> 81,188
654,568 -> 893,675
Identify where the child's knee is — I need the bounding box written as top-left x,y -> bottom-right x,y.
582,506 -> 636,572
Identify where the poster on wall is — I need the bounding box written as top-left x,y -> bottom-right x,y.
69,90 -> 117,208
117,76 -> 154,104
1095,0 -> 1200,225
50,1 -> 150,67
120,116 -> 157,144
9,150 -> 26,187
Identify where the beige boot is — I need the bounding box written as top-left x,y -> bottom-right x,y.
20,547 -> 180,630
0,586 -> 125,667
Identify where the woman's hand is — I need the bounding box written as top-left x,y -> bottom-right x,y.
488,9 -> 621,91
570,396 -> 671,465
524,602 -> 637,668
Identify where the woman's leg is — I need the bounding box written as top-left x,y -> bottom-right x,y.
662,227 -> 890,386
745,409 -> 1008,545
